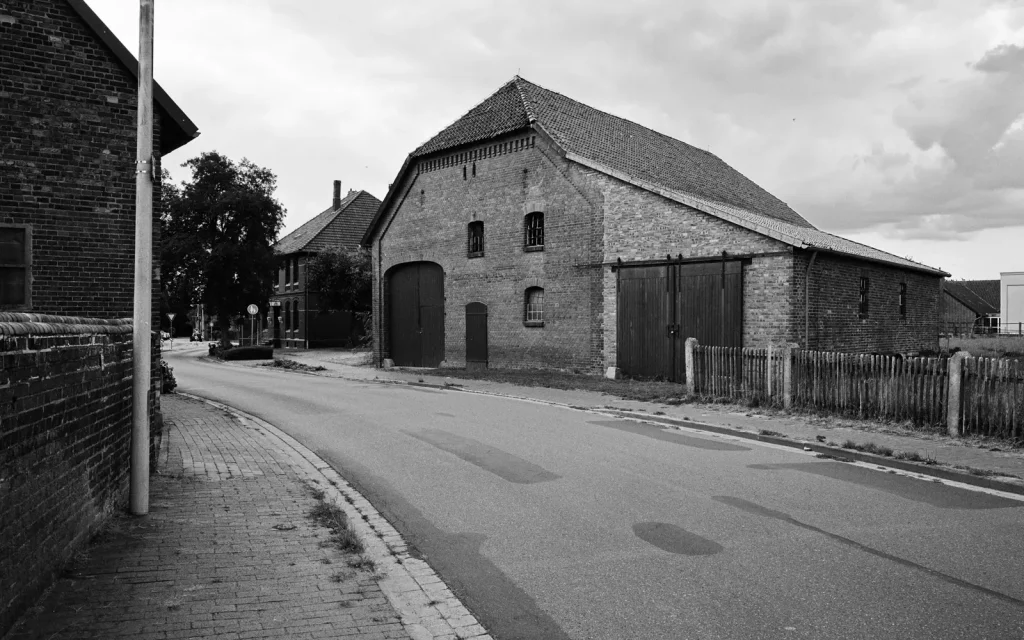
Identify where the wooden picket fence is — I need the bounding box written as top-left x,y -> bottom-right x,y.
692,346 -> 785,407
690,344 -> 1024,438
961,357 -> 1024,439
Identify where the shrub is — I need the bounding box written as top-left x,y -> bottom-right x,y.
160,359 -> 177,393
221,346 -> 274,361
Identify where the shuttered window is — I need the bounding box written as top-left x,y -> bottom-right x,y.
0,226 -> 29,308
859,277 -> 869,319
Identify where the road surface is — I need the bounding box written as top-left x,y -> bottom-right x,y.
166,348 -> 1024,640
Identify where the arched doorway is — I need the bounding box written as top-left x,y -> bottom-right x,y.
387,262 -> 445,367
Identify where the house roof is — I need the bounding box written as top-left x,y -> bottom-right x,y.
415,76 -> 812,228
366,76 -> 947,276
944,280 -> 999,315
66,0 -> 199,155
274,190 -> 381,256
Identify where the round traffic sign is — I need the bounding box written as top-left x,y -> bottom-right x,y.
247,304 -> 258,315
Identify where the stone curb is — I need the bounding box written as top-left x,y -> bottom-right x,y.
204,358 -> 1024,497
176,392 -> 494,640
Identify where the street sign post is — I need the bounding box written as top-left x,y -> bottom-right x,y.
247,304 -> 258,345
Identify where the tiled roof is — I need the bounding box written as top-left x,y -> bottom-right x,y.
398,76 -> 947,276
944,280 -> 999,315
415,76 -> 812,228
274,191 -> 381,255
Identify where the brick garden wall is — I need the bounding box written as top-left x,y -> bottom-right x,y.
373,131 -> 605,372
794,251 -> 941,353
0,314 -> 163,636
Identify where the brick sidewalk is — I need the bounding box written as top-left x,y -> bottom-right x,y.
5,395 -> 411,640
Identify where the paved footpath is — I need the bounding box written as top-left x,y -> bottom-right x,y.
6,394 -> 491,640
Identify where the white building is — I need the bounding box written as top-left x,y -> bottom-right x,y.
1000,271 -> 1024,334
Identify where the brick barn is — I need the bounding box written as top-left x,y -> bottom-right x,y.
363,76 -> 947,378
270,181 -> 380,348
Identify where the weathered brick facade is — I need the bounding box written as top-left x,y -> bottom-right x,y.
0,316 -> 162,636
374,133 -> 604,370
271,187 -> 379,348
367,77 -> 945,375
794,251 -> 942,353
0,2 -> 196,634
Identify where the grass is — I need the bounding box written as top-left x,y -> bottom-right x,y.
946,335 -> 1024,361
416,366 -> 688,404
306,489 -> 365,556
262,358 -> 326,372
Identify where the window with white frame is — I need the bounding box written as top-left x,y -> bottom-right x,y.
524,287 -> 544,325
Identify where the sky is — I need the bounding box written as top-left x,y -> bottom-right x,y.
87,0 -> 1024,281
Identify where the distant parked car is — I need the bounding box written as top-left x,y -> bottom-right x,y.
161,331 -> 170,340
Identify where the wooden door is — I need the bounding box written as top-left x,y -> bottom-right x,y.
616,265 -> 671,379
388,262 -> 445,367
617,261 -> 743,382
465,302 -> 488,369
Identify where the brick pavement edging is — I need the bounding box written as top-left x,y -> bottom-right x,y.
177,393 -> 493,640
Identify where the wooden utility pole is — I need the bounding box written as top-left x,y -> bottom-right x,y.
130,0 -> 155,516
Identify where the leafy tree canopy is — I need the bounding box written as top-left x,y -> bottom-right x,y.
305,246 -> 372,313
161,152 -> 285,344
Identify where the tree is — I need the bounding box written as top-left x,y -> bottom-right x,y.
305,246 -> 373,342
161,152 -> 285,346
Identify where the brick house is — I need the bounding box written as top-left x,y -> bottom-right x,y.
363,76 -> 947,378
270,180 -> 380,348
1,0 -> 199,318
942,280 -> 999,335
0,0 -> 198,634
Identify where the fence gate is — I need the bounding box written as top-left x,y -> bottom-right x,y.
617,260 -> 742,381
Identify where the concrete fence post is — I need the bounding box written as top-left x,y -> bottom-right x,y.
783,343 -> 798,410
946,351 -> 970,437
684,337 -> 698,397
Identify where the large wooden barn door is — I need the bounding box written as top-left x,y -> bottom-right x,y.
388,262 -> 445,367
616,266 -> 671,379
465,302 -> 488,370
617,260 -> 743,382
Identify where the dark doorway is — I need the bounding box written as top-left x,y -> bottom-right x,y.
465,302 -> 488,369
616,260 -> 742,381
272,306 -> 281,348
387,262 -> 445,367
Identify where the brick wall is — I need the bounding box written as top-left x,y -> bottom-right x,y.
373,132 -> 605,371
0,0 -> 164,326
587,168 -> 796,367
0,314 -> 163,636
794,251 -> 941,353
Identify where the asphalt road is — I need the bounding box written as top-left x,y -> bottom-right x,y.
167,349 -> 1024,640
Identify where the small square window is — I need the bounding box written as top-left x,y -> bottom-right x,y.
0,225 -> 30,308
467,221 -> 484,258
524,212 -> 544,251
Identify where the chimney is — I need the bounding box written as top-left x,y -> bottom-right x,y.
333,180 -> 342,209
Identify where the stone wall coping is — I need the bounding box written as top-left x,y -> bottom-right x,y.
0,313 -> 134,336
